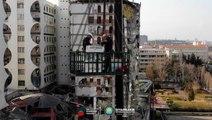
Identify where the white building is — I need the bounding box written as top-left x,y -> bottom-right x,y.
0,0 -> 9,110
3,0 -> 57,92
56,0 -> 70,85
139,45 -> 166,72
164,44 -> 208,62
69,1 -> 115,51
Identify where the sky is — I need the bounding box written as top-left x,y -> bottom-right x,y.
47,0 -> 58,5
131,0 -> 212,41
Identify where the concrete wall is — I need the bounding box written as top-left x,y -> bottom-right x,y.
56,0 -> 70,84
0,0 -> 9,110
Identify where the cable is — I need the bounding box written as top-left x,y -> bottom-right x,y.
77,1 -> 94,50
70,2 -> 90,50
70,0 -> 93,50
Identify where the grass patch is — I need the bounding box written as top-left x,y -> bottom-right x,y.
161,95 -> 184,101
171,101 -> 212,111
158,89 -> 212,111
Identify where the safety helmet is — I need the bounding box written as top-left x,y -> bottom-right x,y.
87,33 -> 93,38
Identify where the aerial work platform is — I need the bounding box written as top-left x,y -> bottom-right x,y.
70,51 -> 129,75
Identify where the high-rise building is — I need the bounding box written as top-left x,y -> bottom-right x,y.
3,0 -> 57,92
56,0 -> 70,85
69,1 -> 117,119
0,0 -> 8,110
140,35 -> 148,45
68,1 -> 141,119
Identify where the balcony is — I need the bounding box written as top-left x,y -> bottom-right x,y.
31,15 -> 40,22
31,68 -> 41,88
4,48 -> 11,66
31,51 -> 40,56
31,23 -> 40,35
3,24 -> 11,34
31,46 -> 40,66
31,35 -> 40,44
44,25 -> 55,36
3,2 -> 11,16
70,51 -> 129,75
31,30 -> 40,34
4,68 -> 12,89
31,9 -> 40,22
30,1 -> 40,12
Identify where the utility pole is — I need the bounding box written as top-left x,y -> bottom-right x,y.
102,0 -> 106,34
115,0 -> 124,120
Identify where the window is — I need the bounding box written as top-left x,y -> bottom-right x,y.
88,16 -> 94,24
97,5 -> 101,13
17,14 -> 24,20
18,80 -> 25,86
18,47 -> 24,53
97,79 -> 101,85
97,16 -> 101,24
109,26 -> 113,34
109,5 -> 113,13
97,26 -> 102,35
17,2 -> 24,8
18,69 -> 25,75
109,16 -> 113,23
18,58 -> 25,64
18,25 -> 24,31
18,36 -> 24,42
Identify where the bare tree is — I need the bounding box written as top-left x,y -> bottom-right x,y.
146,64 -> 154,81
153,60 -> 167,82
173,62 -> 180,82
192,81 -> 200,93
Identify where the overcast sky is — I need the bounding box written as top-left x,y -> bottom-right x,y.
47,0 -> 58,5
130,0 -> 212,41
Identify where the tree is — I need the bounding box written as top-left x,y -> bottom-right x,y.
146,62 -> 161,82
183,75 -> 193,92
195,57 -> 203,67
190,53 -> 196,64
188,88 -> 195,101
200,66 -> 206,88
184,53 -> 203,67
192,81 -> 200,93
173,62 -> 180,82
153,60 -> 167,82
146,64 -> 154,81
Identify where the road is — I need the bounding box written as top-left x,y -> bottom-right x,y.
166,115 -> 212,120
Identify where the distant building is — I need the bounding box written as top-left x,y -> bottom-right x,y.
138,45 -> 166,72
139,35 -> 148,45
3,0 -> 57,92
193,39 -> 206,46
164,44 -> 208,62
208,46 -> 212,60
149,39 -> 190,46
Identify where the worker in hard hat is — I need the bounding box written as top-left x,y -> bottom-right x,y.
82,33 -> 93,52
